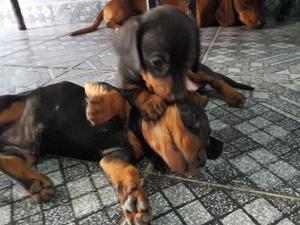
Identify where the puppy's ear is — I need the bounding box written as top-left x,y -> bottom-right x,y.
113,16 -> 143,72
215,0 -> 236,26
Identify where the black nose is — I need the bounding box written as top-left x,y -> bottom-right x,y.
197,151 -> 207,167
258,20 -> 266,28
206,136 -> 223,160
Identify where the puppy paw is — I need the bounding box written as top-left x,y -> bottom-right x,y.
85,82 -> 127,126
118,184 -> 152,225
225,91 -> 246,107
139,95 -> 167,121
28,173 -> 55,203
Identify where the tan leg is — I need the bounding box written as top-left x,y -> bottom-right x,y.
0,154 -> 54,202
100,157 -> 152,225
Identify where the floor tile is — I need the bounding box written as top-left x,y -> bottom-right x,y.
12,198 -> 41,221
201,190 -> 239,217
249,169 -> 283,190
14,213 -> 43,225
67,177 -> 94,198
268,161 -> 298,181
178,200 -> 213,225
222,209 -> 255,225
0,204 -> 11,225
71,192 -> 102,219
153,212 -> 183,225
98,186 -> 119,207
162,183 -> 195,207
78,210 -> 111,225
244,198 -> 282,225
150,192 -> 171,217
44,203 -> 75,225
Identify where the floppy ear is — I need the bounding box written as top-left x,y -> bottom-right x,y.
215,0 -> 236,26
113,16 -> 143,72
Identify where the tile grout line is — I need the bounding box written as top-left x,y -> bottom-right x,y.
262,102 -> 300,123
150,172 -> 300,202
201,27 -> 222,63
0,31 -> 71,60
41,49 -> 109,87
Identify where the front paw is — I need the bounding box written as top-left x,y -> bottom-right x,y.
139,95 -> 167,121
118,184 -> 152,225
225,91 -> 246,107
28,173 -> 55,203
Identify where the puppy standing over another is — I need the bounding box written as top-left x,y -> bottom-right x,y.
113,6 -> 254,122
70,0 -> 264,36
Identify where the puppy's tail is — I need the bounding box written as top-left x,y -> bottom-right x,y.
217,72 -> 254,91
70,9 -> 104,36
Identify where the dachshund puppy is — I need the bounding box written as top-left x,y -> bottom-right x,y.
214,0 -> 265,28
70,0 -> 264,36
0,81 -> 223,225
113,6 -> 254,121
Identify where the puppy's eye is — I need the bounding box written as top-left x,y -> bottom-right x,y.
151,57 -> 164,67
150,56 -> 169,73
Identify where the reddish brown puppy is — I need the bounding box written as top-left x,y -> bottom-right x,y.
70,0 -> 264,35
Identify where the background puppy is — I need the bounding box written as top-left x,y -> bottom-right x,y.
70,0 -> 264,35
113,6 -> 253,121
0,81 -> 223,225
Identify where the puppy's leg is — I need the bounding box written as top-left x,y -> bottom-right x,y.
124,86 -> 167,122
188,66 -> 247,107
135,90 -> 167,121
0,144 -> 54,202
85,82 -> 129,126
100,155 -> 152,225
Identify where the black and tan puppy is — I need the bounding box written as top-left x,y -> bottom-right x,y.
114,6 -> 254,122
0,81 -> 223,225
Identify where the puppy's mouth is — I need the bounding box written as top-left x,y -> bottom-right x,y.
167,78 -> 200,103
186,78 -> 199,92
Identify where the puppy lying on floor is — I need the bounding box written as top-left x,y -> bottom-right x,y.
0,81 -> 223,225
70,0 -> 264,36
114,6 -> 254,122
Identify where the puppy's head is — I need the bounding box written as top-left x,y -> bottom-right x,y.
113,6 -> 200,102
142,92 -> 223,176
216,0 -> 265,28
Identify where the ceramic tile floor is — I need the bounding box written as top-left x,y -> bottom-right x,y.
0,17 -> 300,225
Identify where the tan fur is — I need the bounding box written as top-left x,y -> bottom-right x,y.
85,83 -> 130,125
141,71 -> 173,101
142,105 -> 201,174
128,131 -> 145,160
0,102 -> 25,126
70,0 -> 263,36
188,71 -> 246,106
0,155 -> 54,202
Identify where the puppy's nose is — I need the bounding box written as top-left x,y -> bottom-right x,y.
257,20 -> 265,28
197,151 -> 207,167
171,91 -> 186,102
